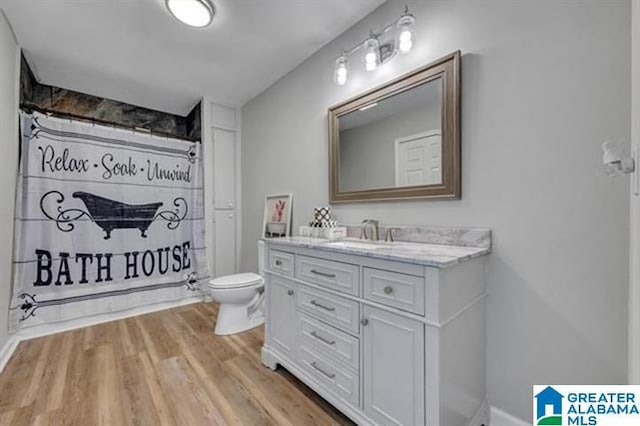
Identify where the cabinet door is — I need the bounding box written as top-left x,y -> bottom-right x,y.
214,210 -> 236,276
213,128 -> 236,210
363,306 -> 424,426
268,276 -> 296,356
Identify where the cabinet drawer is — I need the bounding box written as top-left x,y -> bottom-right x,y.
363,268 -> 425,315
297,343 -> 359,407
298,311 -> 359,371
296,255 -> 359,296
297,285 -> 360,335
269,250 -> 294,277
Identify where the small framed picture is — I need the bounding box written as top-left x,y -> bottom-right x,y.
262,193 -> 292,238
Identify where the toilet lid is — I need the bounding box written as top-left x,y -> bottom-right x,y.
208,273 -> 263,289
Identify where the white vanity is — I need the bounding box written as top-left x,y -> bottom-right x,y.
261,227 -> 491,426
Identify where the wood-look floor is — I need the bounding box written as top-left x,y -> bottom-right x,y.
0,302 -> 354,426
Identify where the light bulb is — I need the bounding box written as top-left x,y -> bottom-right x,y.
399,30 -> 412,43
334,56 -> 349,86
336,66 -> 347,85
399,39 -> 412,53
363,36 -> 380,72
396,11 -> 415,54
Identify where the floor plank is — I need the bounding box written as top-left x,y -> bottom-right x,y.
0,302 -> 354,426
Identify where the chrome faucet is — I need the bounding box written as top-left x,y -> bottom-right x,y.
360,219 -> 379,241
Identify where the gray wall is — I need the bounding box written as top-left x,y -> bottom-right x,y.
0,12 -> 19,352
242,0 -> 630,419
339,102 -> 440,191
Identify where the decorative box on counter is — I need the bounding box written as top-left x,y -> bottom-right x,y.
299,226 -> 347,240
298,206 -> 346,240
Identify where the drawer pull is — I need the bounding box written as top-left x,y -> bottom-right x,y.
310,361 -> 335,379
310,300 -> 336,311
361,318 -> 369,326
275,259 -> 282,266
310,269 -> 336,278
383,286 -> 393,295
287,289 -> 294,296
310,331 -> 336,345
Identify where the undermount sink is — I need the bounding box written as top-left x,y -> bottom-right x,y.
322,239 -> 391,250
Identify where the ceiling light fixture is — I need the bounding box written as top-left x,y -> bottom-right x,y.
166,0 -> 215,28
332,6 -> 416,85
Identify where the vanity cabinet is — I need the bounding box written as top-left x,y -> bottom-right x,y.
262,242 -> 488,426
363,305 -> 424,425
267,276 -> 296,357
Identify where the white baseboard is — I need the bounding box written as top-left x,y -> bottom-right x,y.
0,334 -> 20,374
490,406 -> 530,426
0,295 -> 203,374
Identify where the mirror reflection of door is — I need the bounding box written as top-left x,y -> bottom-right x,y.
395,130 -> 442,187
337,77 -> 443,192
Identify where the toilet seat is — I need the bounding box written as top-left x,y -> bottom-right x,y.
208,273 -> 263,289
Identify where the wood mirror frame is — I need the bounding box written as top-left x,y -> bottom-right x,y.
328,51 -> 460,203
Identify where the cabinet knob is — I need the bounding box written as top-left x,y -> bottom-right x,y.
228,202 -> 233,208
228,214 -> 234,219
287,289 -> 294,296
383,286 -> 393,295
361,318 -> 369,326
275,260 -> 282,266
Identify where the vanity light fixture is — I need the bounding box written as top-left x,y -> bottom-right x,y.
363,35 -> 381,71
165,0 -> 215,28
334,55 -> 349,86
332,6 -> 416,85
396,8 -> 415,53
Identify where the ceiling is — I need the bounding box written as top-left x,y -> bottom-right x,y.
0,0 -> 384,115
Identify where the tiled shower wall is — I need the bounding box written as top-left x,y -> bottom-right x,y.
20,55 -> 200,142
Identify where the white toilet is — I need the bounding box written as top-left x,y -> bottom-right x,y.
208,241 -> 265,335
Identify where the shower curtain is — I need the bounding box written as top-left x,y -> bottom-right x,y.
9,112 -> 208,331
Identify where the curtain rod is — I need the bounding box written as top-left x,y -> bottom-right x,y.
19,103 -> 198,143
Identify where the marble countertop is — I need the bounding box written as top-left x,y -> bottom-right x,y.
264,236 -> 491,268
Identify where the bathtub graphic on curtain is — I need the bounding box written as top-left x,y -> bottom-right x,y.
39,190 -> 187,239
9,112 -> 208,330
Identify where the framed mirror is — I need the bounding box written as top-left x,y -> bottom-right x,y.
329,51 -> 460,203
